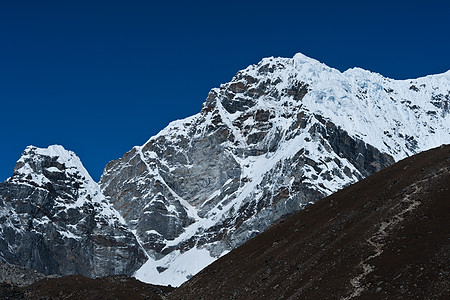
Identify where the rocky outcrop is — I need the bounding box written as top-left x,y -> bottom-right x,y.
0,262 -> 47,287
0,146 -> 146,278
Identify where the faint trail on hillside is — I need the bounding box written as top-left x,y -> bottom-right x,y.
342,166 -> 449,299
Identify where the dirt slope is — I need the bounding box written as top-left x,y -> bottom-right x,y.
1,275 -> 174,300
169,145 -> 450,299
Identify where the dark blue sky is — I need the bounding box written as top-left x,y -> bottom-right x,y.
1,0 -> 449,181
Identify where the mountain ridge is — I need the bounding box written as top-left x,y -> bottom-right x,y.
99,53 -> 450,285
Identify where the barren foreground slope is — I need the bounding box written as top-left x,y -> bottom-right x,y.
1,275 -> 174,300
169,145 -> 450,299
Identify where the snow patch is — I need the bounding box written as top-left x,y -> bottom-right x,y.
135,247 -> 216,287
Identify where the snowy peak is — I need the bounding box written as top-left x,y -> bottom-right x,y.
12,145 -> 92,188
213,53 -> 450,160
0,145 -> 146,277
9,145 -> 123,223
98,53 -> 450,286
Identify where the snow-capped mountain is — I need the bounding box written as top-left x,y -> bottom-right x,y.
99,53 -> 450,286
0,145 -> 146,277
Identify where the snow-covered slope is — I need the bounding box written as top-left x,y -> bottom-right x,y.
100,53 -> 450,286
288,53 -> 450,159
0,145 -> 146,277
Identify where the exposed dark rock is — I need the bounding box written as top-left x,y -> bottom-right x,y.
310,116 -> 395,177
0,261 -> 47,287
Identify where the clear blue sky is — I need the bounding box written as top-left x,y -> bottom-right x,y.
1,0 -> 449,181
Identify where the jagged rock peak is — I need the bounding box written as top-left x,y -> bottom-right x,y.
13,145 -> 94,188
9,145 -> 125,224
0,145 -> 147,277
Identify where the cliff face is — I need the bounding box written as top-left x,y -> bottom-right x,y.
99,53 -> 450,286
0,145 -> 146,277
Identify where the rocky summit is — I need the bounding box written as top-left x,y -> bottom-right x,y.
99,53 -> 450,285
0,145 -> 146,278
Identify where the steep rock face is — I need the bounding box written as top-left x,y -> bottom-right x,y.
100,53 -> 450,286
0,146 -> 147,277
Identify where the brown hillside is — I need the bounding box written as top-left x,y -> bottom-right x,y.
15,275 -> 174,300
169,145 -> 450,299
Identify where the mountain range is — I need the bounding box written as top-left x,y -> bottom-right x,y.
1,53 -> 449,287
2,144 -> 449,299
